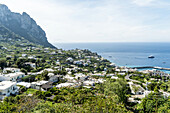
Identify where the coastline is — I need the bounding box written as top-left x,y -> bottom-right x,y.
117,65 -> 170,74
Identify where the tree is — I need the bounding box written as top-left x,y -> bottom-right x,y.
104,78 -> 128,103
147,82 -> 158,91
137,92 -> 168,113
0,59 -> 7,70
21,68 -> 27,75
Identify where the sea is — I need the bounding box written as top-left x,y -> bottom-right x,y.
54,42 -> 170,73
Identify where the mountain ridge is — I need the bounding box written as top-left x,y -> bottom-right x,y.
0,4 -> 55,48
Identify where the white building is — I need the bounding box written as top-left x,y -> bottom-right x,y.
31,81 -> 48,90
28,56 -> 36,60
115,68 -> 128,73
64,75 -> 76,83
0,72 -> 25,82
0,81 -> 19,100
25,62 -> 36,68
17,82 -> 31,88
111,76 -> 118,79
22,54 -> 27,57
74,61 -> 83,65
83,81 -> 95,86
66,57 -> 74,62
44,68 -> 55,72
140,69 -> 169,77
48,73 -> 59,82
3,68 -> 20,74
50,51 -> 57,55
75,73 -> 88,80
91,73 -> 105,77
56,83 -> 74,88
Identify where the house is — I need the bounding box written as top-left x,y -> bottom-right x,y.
49,76 -> 59,82
2,72 -> 25,82
41,82 -> 53,91
64,75 -> 76,82
75,73 -> 88,80
151,69 -> 169,76
48,73 -> 59,82
28,56 -> 36,60
22,54 -> 27,57
106,74 -> 115,77
111,76 -> 118,79
74,61 -> 83,65
83,63 -> 88,66
56,83 -> 74,88
83,69 -> 89,72
50,51 -> 57,55
1,47 -> 7,50
91,73 -> 105,77
139,69 -> 169,77
115,68 -> 128,73
31,81 -> 48,90
118,73 -> 126,75
66,57 -> 74,62
3,68 -> 20,74
97,79 -> 106,83
0,74 -> 10,81
110,63 -> 116,67
83,81 -> 95,86
65,68 -> 72,72
17,82 -> 31,88
25,62 -> 36,68
0,81 -> 19,100
44,68 -> 54,72
56,61 -> 60,65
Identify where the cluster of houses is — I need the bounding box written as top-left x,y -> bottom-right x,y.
0,68 -> 25,100
0,45 -> 170,102
0,67 -> 59,100
139,69 -> 170,79
0,66 -> 105,100
57,73 -> 106,89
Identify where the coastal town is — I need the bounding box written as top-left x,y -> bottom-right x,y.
0,3 -> 170,112
0,37 -> 169,112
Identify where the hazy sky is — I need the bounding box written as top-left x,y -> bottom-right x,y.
1,0 -> 170,43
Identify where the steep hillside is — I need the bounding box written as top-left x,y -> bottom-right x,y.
0,4 -> 55,48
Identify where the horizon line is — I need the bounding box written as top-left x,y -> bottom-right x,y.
52,42 -> 170,44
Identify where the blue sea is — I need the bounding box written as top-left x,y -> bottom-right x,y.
54,42 -> 170,73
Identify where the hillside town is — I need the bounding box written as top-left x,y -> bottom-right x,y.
0,43 -> 169,105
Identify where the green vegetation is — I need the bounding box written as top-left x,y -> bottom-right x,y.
137,90 -> 170,113
0,79 -> 133,113
0,26 -> 169,113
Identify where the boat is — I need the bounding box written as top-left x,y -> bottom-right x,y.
148,55 -> 155,58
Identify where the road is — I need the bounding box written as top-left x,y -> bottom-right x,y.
125,74 -> 170,97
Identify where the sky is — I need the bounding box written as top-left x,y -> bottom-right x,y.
1,0 -> 170,44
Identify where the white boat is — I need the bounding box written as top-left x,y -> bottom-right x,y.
148,55 -> 155,58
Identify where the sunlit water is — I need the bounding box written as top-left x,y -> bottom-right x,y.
54,42 -> 170,73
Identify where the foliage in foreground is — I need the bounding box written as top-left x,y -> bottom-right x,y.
0,79 -> 132,113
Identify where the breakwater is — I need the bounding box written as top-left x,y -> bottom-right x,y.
131,66 -> 170,71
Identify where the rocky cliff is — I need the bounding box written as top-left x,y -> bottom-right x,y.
0,4 -> 55,48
